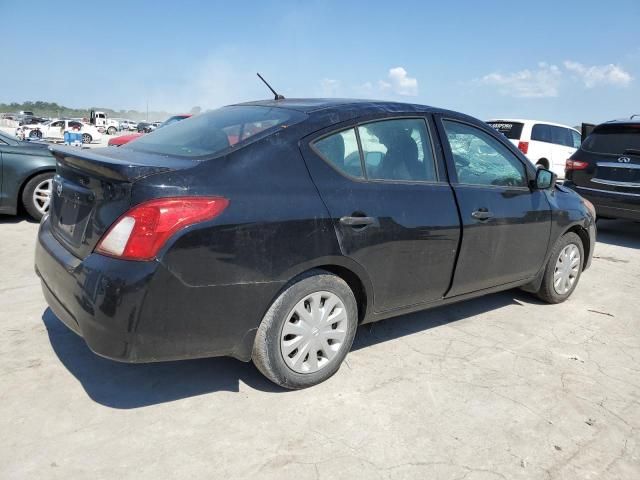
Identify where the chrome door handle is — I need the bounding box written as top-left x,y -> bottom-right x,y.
471,209 -> 493,220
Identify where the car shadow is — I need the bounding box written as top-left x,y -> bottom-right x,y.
0,213 -> 37,224
596,219 -> 640,249
43,289 -> 544,409
352,289 -> 543,351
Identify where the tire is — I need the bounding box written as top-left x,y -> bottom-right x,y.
535,232 -> 584,304
22,172 -> 54,221
252,270 -> 358,389
107,126 -> 117,135
29,130 -> 42,140
81,133 -> 92,144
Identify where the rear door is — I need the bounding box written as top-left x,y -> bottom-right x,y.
436,115 -> 551,296
301,115 -> 461,313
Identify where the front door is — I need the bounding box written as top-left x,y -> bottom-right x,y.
302,116 -> 460,312
436,116 -> 552,297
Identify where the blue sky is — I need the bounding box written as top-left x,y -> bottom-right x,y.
1,0 -> 639,125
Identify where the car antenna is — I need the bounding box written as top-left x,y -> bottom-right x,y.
257,73 -> 285,100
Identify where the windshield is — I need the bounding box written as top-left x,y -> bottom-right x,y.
126,106 -> 307,158
582,124 -> 640,155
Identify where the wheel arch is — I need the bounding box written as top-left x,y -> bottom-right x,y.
564,224 -> 591,269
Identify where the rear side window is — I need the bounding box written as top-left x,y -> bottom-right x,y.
127,106 -> 307,158
487,121 -> 524,140
358,118 -> 437,182
582,124 -> 640,154
313,129 -> 363,178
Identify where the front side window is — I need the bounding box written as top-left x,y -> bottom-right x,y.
551,126 -> 572,147
127,106 -> 307,158
358,118 -> 436,181
313,128 -> 362,178
443,120 -> 527,187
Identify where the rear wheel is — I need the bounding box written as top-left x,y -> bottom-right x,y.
535,232 -> 584,304
252,270 -> 358,389
82,133 -> 92,144
22,172 -> 54,221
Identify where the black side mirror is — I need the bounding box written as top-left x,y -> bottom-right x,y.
535,168 -> 556,190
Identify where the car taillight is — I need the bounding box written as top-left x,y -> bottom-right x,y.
517,141 -> 529,154
95,197 -> 229,261
565,159 -> 589,171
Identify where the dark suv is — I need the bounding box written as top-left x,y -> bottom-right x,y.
564,118 -> 640,221
35,99 -> 596,389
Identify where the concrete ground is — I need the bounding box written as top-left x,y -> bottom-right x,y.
0,217 -> 638,480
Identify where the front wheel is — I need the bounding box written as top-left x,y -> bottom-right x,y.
535,232 -> 584,304
29,130 -> 42,140
252,270 -> 358,389
107,126 -> 117,135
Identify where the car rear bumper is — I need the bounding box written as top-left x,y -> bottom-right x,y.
565,183 -> 640,221
35,217 -> 284,363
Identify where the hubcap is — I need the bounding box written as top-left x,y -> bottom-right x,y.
553,244 -> 581,295
280,291 -> 348,374
33,178 -> 52,214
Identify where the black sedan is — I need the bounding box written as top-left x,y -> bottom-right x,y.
0,130 -> 56,220
35,99 -> 596,388
564,117 -> 640,221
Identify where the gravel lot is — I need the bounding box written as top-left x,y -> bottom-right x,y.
0,217 -> 639,479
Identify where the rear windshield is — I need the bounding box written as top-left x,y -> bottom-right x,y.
126,106 -> 306,158
582,124 -> 640,155
487,121 -> 524,140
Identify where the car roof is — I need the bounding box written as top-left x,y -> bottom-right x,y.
598,116 -> 640,126
235,98 -> 438,113
232,98 -> 466,129
486,118 -> 579,131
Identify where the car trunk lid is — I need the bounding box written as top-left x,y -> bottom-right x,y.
48,146 -> 198,259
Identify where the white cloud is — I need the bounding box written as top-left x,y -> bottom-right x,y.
563,61 -> 632,88
354,67 -> 419,98
383,67 -> 419,96
478,62 -> 562,98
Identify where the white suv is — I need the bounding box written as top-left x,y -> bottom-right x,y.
487,119 -> 582,179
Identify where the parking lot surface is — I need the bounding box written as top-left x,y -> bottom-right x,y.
1,217 -> 639,479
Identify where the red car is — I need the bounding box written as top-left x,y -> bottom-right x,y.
108,114 -> 192,147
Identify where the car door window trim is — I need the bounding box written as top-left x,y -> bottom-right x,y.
309,115 -> 444,185
438,116 -> 533,188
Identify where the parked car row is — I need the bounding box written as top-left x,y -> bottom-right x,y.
108,114 -> 191,146
15,119 -> 103,144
